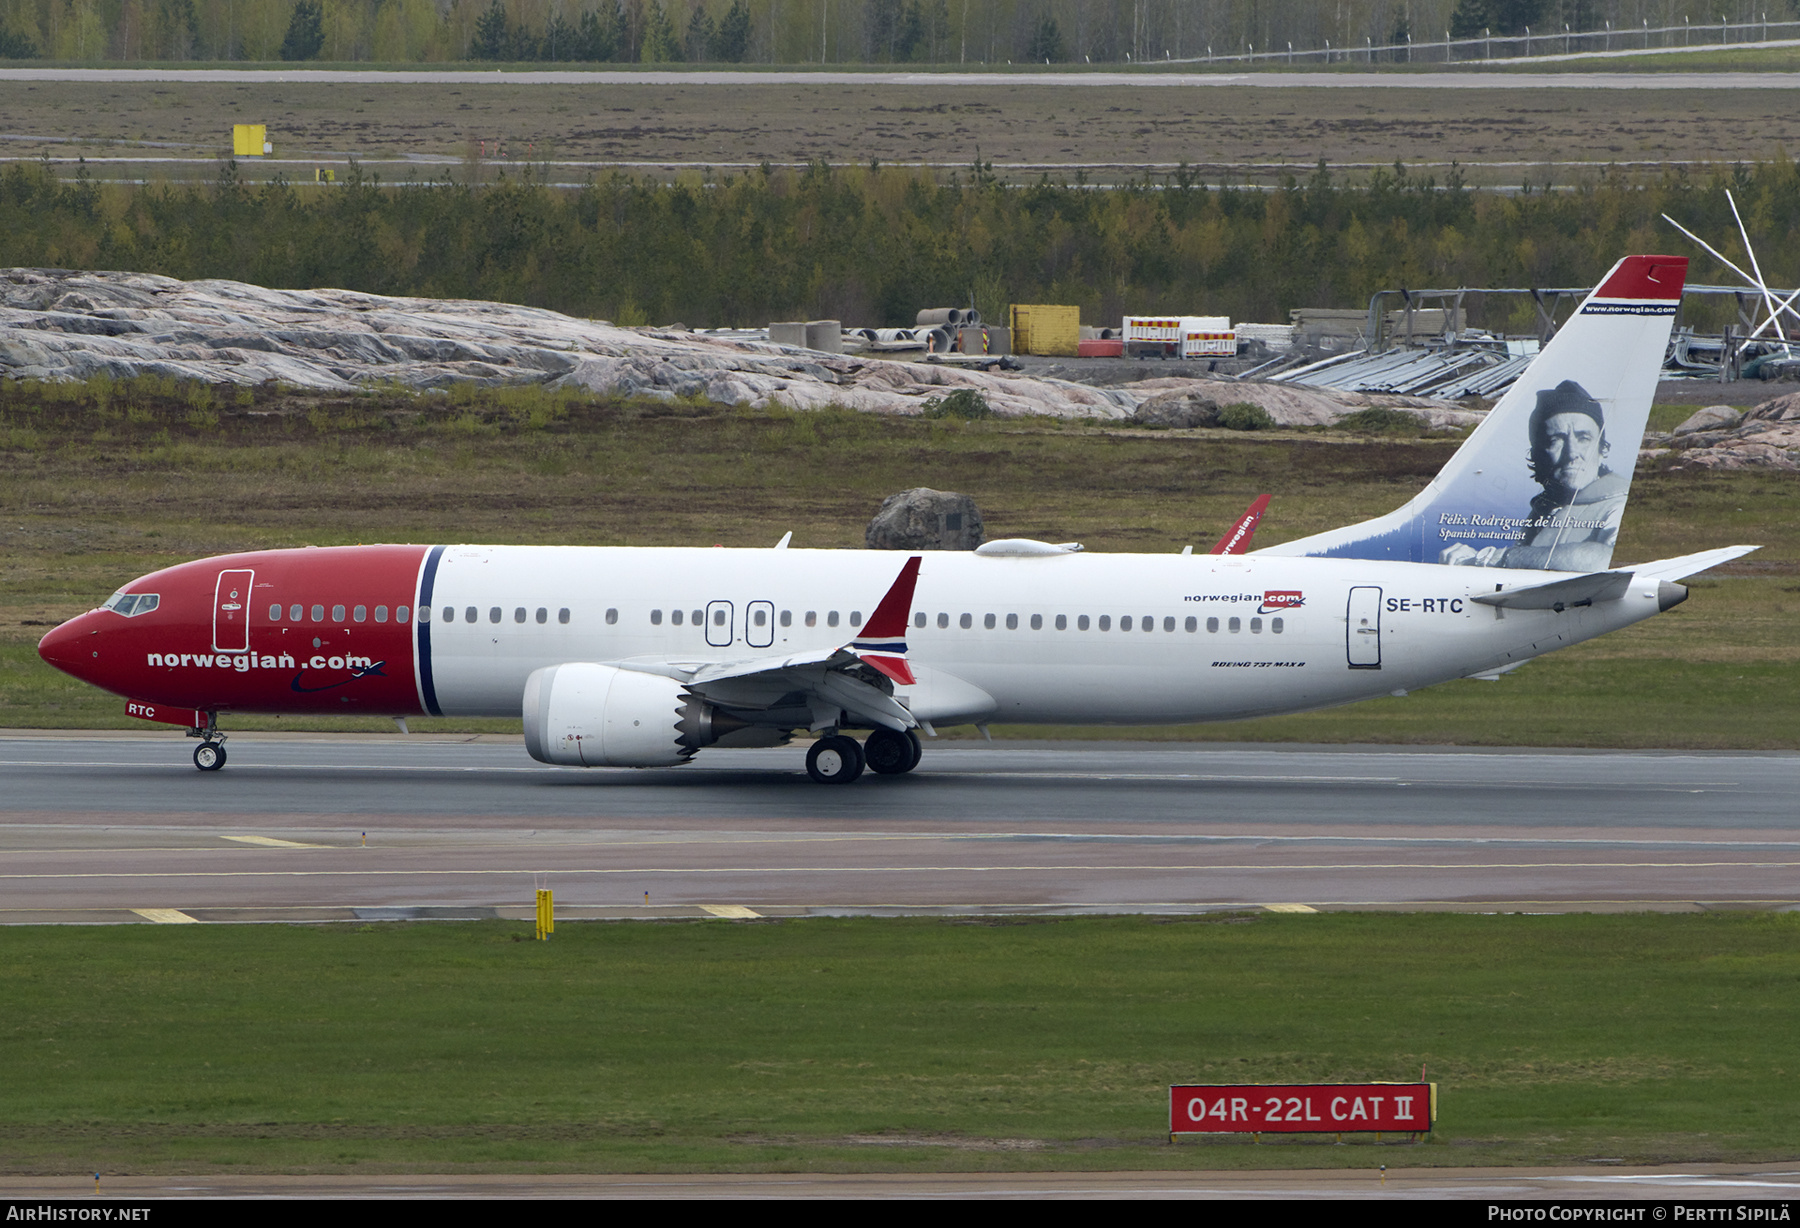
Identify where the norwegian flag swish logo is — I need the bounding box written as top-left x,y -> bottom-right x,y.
1259,591 -> 1305,614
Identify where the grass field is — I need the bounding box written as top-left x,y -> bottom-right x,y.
7,74 -> 1800,186
2,913 -> 1797,1173
2,381 -> 1794,745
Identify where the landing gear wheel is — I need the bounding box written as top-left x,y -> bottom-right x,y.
806,735 -> 865,784
864,728 -> 923,775
193,742 -> 226,772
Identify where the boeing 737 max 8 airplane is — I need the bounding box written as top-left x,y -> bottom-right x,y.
37,255 -> 1756,782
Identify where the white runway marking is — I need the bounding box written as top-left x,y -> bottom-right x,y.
130,907 -> 198,923
221,835 -> 327,848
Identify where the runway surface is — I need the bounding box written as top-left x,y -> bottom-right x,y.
2,735 -> 1795,924
5,1164 -> 1800,1199
2,68 -> 1799,88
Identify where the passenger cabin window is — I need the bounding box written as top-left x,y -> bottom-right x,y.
354,605 -> 367,623
1121,616 -> 1133,632
489,607 -> 501,624
1185,616 -> 1197,632
691,610 -> 702,625
671,609 -> 684,626
463,607 -> 476,624
1098,615 -> 1111,631
1006,614 -> 1019,630
850,611 -> 862,627
1144,616 -> 1155,633
268,604 -> 281,620
312,605 -> 326,622
937,613 -> 949,629
914,612 -> 926,628
780,610 -> 792,627
1272,617 -> 1284,634
603,609 -> 615,624
290,604 -> 303,621
1251,617 -> 1263,633
1229,617 -> 1241,633
559,609 -> 571,624
418,606 -> 431,623
1030,614 -> 1042,630
713,608 -> 727,626
1054,615 -> 1066,630
535,608 -> 547,624
1163,616 -> 1175,632
375,606 -> 389,623
396,605 -> 409,624
514,608 -> 526,624
805,611 -> 817,627
651,609 -> 663,625
753,608 -> 767,627
827,612 -> 840,628
984,614 -> 996,630
441,607 -> 454,624
1078,615 -> 1090,631
331,604 -> 346,622
959,613 -> 972,629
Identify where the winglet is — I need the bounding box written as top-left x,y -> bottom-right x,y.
852,556 -> 922,685
1210,494 -> 1271,555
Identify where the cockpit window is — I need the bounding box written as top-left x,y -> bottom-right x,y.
102,592 -> 159,617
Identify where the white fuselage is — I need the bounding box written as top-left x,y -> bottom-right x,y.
418,546 -> 1666,725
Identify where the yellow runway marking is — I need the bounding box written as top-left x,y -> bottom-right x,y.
1263,904 -> 1319,913
222,835 -> 327,848
700,905 -> 763,918
130,908 -> 198,923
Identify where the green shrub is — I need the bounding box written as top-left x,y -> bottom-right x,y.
1217,402 -> 1275,431
923,388 -> 993,420
1335,407 -> 1428,434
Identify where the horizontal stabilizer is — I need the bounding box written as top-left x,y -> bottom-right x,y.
1471,570 -> 1634,610
1627,545 -> 1760,583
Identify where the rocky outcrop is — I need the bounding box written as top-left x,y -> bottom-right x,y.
1664,391 -> 1800,471
1673,404 -> 1745,435
0,268 -> 1472,427
1131,389 -> 1221,429
866,489 -> 985,550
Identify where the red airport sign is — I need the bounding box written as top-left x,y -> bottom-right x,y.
1170,1083 -> 1436,1136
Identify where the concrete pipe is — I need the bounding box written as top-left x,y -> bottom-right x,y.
805,319 -> 843,354
916,308 -> 959,327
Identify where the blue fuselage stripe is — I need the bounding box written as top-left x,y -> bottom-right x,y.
416,545 -> 445,717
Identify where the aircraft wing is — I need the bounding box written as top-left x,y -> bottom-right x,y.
609,556 -> 924,733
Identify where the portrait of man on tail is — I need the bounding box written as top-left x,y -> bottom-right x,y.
1439,379 -> 1626,573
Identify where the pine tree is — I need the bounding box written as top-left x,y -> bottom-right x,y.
544,11 -> 579,61
686,5 -> 715,62
471,0 -> 510,59
279,0 -> 324,60
576,5 -> 620,61
712,0 -> 749,61
641,0 -> 679,62
1028,14 -> 1066,62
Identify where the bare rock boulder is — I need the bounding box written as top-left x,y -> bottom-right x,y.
1746,391 -> 1800,423
1131,390 -> 1221,429
866,488 -> 986,550
1673,405 -> 1745,435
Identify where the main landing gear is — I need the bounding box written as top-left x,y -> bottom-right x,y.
188,711 -> 227,772
805,728 -> 922,784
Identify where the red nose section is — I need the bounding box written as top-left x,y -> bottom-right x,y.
37,614 -> 99,681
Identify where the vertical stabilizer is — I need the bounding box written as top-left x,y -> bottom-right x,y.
1257,255 -> 1687,572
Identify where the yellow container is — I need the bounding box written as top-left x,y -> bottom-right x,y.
232,124 -> 269,157
1009,304 -> 1080,356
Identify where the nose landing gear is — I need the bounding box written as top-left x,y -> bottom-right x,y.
187,711 -> 228,771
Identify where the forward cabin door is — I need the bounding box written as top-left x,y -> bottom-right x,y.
1346,586 -> 1382,669
213,569 -> 255,654
705,600 -> 734,648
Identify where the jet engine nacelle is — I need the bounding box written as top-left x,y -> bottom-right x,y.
523,662 -> 696,767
